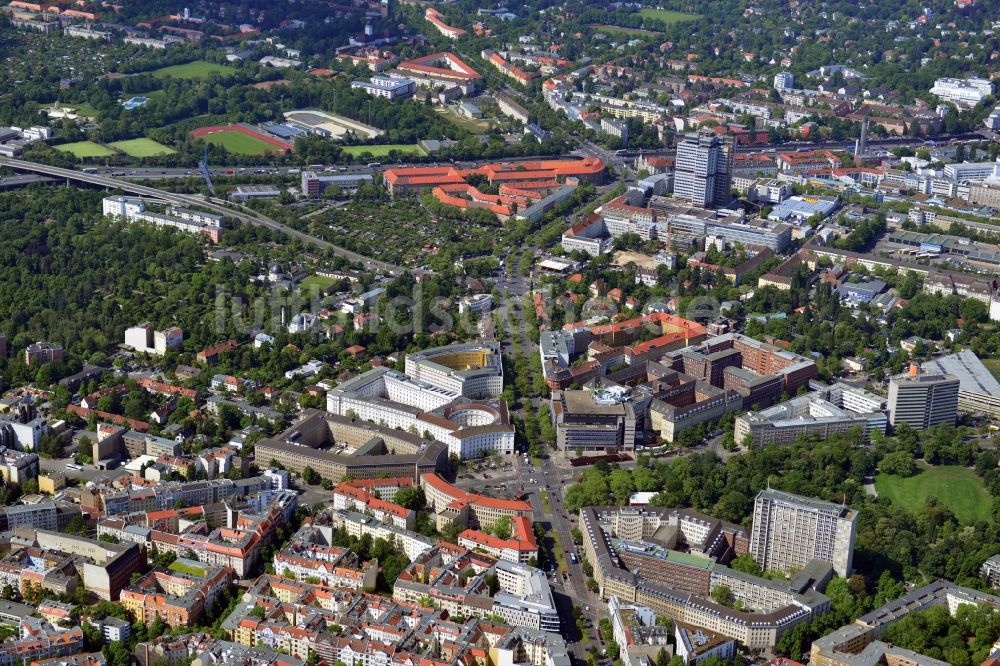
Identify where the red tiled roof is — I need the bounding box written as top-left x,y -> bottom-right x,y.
423,473 -> 531,512
397,52 -> 480,80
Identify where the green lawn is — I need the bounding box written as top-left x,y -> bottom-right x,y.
300,274 -> 339,292
202,131 -> 279,155
168,560 -> 206,577
56,141 -> 115,158
109,138 -> 176,157
152,60 -> 236,79
875,464 -> 992,524
981,357 -> 1000,383
340,144 -> 426,157
591,24 -> 662,37
67,103 -> 101,119
638,8 -> 703,23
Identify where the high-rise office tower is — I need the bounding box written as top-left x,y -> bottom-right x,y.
673,129 -> 733,208
888,364 -> 959,430
750,488 -> 857,578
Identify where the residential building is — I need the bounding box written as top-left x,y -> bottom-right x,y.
458,515 -> 538,563
749,488 -> 857,578
887,364 -> 960,430
773,72 -> 794,91
601,117 -> 630,144
675,623 -> 736,665
495,92 -> 531,124
124,323 -> 184,356
811,582 -> 1000,666
24,341 -> 63,366
982,554 -> 1000,588
609,596 -> 673,666
103,196 -> 223,243
121,559 -> 234,627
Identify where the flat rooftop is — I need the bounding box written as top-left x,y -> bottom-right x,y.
921,350 -> 1000,397
561,390 -> 629,415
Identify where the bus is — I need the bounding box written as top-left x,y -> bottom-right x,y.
367,162 -> 382,169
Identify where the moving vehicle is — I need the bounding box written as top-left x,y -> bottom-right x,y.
66,463 -> 82,471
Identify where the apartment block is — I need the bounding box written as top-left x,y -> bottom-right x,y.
749,488 -> 857,578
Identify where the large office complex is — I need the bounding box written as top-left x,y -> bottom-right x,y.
735,383 -> 887,447
887,365 -> 959,430
579,505 -> 832,649
421,472 -> 533,531
929,77 -> 994,108
749,489 -> 857,578
404,342 -> 504,399
254,409 -> 449,481
9,528 -> 146,601
920,349 -> 1000,418
551,389 -> 637,453
325,344 -> 514,459
673,129 -> 734,208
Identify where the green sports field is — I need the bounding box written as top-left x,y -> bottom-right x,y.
300,275 -> 339,292
109,138 -> 176,157
152,60 -> 236,79
638,8 -> 703,23
341,144 -> 426,157
56,141 -> 115,158
202,131 -> 279,155
875,464 -> 992,524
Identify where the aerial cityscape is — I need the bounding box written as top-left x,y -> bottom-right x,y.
1,0 -> 1000,665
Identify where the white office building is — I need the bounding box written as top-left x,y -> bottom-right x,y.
350,75 -> 417,100
929,77 -> 994,108
942,160 -> 1000,182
